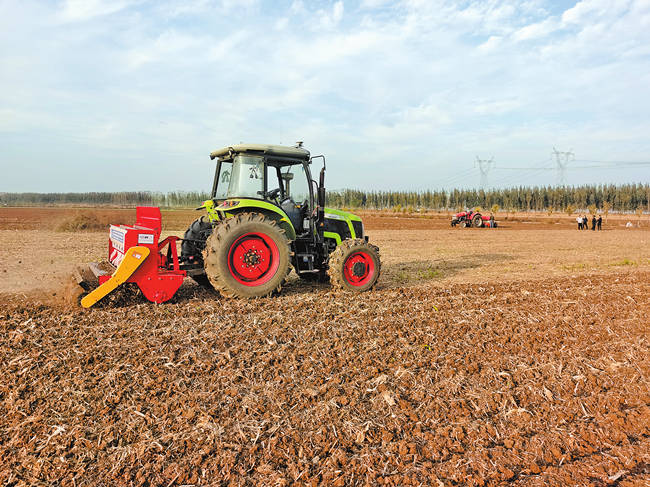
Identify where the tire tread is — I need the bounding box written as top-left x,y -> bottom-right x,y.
328,238 -> 381,292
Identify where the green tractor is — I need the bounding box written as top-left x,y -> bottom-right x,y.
180,143 -> 380,297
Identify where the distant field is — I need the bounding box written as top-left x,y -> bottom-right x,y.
0,207 -> 648,486
0,207 -> 648,294
0,206 -> 647,231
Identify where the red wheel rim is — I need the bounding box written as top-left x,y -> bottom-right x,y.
227,232 -> 280,286
343,251 -> 375,287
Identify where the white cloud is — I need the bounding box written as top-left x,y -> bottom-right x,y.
512,17 -> 560,41
278,29 -> 384,72
360,0 -> 391,8
478,35 -> 502,52
290,0 -> 305,15
125,30 -> 208,68
400,102 -> 452,127
316,1 -> 344,30
472,99 -> 521,115
561,0 -> 600,23
274,17 -> 289,30
59,0 -> 133,21
561,0 -> 630,24
218,0 -> 259,12
333,1 -> 344,22
156,0 -> 213,18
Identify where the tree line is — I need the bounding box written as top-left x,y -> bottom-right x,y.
327,183 -> 650,213
0,191 -> 210,208
1,183 -> 648,212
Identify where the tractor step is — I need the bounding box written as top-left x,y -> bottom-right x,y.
295,253 -> 315,272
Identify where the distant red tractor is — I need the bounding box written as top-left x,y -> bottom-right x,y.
451,210 -> 497,228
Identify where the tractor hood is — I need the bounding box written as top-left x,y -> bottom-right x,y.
210,144 -> 310,161
324,207 -> 362,223
323,207 -> 364,242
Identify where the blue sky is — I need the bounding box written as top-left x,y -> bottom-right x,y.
1,0 -> 649,192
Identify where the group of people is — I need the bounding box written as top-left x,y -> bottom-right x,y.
576,215 -> 602,231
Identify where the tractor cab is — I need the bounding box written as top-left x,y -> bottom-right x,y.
209,144 -> 316,235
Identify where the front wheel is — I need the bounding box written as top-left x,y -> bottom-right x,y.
328,239 -> 381,292
203,213 -> 290,298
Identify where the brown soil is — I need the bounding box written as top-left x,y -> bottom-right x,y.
0,207 -> 648,486
1,274 -> 648,486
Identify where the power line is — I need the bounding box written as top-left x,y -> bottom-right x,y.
495,167 -> 554,170
433,167 -> 479,190
575,159 -> 650,165
490,166 -> 552,189
487,158 -> 554,188
569,164 -> 650,169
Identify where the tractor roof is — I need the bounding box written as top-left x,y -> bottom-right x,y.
209,144 -> 310,161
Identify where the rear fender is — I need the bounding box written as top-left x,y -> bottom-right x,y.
215,199 -> 296,240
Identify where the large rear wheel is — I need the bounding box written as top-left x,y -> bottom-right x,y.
472,214 -> 483,228
203,213 -> 290,298
328,239 -> 381,292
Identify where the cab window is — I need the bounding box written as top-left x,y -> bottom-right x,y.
282,163 -> 311,207
226,155 -> 264,198
214,161 -> 232,200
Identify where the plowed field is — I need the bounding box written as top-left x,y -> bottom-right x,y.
0,207 -> 648,486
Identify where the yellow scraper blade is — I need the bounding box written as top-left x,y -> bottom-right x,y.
80,246 -> 151,308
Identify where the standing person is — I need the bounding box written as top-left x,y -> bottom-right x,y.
597,215 -> 602,230
584,216 -> 589,231
591,215 -> 596,230
577,215 -> 582,230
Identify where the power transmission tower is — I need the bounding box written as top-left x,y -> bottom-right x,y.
475,156 -> 495,189
552,147 -> 574,186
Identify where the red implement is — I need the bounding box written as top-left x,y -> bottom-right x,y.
82,207 -> 186,307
